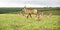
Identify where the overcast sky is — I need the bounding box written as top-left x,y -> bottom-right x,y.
0,0 -> 60,7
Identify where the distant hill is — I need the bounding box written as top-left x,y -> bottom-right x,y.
0,7 -> 60,15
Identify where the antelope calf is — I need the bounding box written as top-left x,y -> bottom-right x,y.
47,13 -> 52,18
19,13 -> 23,16
35,13 -> 40,21
19,12 -> 26,18
40,12 -> 52,18
39,12 -> 44,18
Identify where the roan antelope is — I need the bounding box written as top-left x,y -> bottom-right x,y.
24,6 -> 37,19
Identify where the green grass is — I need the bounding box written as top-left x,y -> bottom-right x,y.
0,14 -> 60,30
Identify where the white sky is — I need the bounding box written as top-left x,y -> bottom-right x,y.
0,0 -> 60,7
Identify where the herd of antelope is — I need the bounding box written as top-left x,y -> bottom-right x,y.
19,6 -> 52,21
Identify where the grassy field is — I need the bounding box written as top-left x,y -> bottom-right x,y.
0,14 -> 60,30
